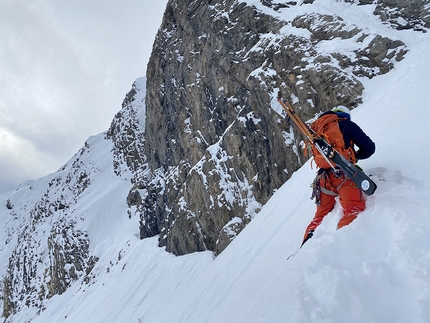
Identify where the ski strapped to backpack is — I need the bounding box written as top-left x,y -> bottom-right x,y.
277,97 -> 377,196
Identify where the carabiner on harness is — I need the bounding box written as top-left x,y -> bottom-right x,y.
310,171 -> 324,205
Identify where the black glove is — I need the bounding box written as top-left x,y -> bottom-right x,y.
301,230 -> 314,247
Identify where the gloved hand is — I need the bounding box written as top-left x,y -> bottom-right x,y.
301,230 -> 314,247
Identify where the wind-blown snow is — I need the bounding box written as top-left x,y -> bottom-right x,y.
1,1 -> 430,322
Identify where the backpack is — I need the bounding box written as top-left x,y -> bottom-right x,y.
310,113 -> 356,169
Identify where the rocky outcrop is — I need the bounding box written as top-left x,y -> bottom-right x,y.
302,0 -> 430,31
123,0 -> 408,256
106,77 -> 147,180
373,0 -> 430,31
2,148 -> 100,318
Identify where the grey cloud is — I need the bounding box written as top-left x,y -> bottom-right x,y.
0,0 -> 168,192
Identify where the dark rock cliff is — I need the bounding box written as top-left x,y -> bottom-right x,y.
124,0 -> 410,256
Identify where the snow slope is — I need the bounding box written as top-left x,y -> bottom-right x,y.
2,1 -> 430,322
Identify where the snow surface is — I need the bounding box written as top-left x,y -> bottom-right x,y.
2,0 -> 430,322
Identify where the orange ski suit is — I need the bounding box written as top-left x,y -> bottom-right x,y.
301,110 -> 375,246
304,169 -> 365,241
302,107 -> 376,245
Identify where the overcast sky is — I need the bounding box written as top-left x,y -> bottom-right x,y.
0,0 -> 168,193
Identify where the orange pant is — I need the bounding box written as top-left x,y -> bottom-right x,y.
304,170 -> 365,238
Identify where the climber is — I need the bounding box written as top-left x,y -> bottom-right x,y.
302,106 -> 375,246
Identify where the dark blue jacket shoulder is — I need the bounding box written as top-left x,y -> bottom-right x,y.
320,111 -> 376,160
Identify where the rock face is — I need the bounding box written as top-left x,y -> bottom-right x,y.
2,157 -> 100,318
124,0 -> 409,256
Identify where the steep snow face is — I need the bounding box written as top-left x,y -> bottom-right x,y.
2,0 -> 430,322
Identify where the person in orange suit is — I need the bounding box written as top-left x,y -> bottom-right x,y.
302,106 -> 375,246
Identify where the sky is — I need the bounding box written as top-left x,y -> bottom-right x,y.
0,0 -> 168,193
